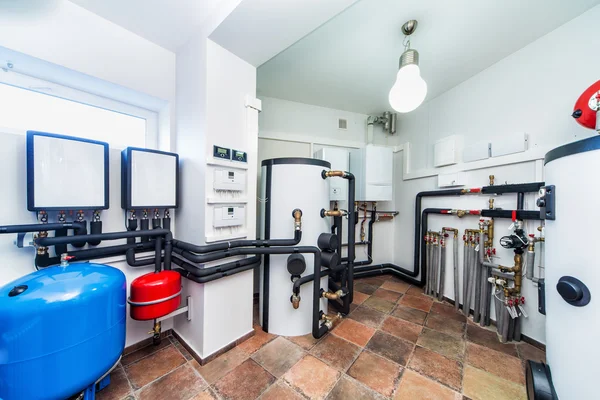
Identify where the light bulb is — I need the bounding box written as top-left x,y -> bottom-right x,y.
388,64 -> 427,113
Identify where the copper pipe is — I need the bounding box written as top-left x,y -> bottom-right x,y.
500,252 -> 523,296
489,198 -> 495,210
324,170 -> 347,178
321,312 -> 342,329
489,175 -> 495,186
322,210 -> 346,217
293,209 -> 303,230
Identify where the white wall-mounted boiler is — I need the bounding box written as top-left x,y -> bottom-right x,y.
350,144 -> 393,201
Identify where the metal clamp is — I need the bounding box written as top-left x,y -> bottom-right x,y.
127,289 -> 182,306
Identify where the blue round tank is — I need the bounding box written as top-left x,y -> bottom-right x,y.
0,263 -> 126,400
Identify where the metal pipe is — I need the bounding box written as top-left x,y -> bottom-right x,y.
473,233 -> 482,323
438,235 -> 446,301
462,235 -> 468,315
425,233 -> 431,295
453,232 -> 459,311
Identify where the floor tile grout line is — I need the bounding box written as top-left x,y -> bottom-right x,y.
122,341 -> 175,369
131,362 -> 191,396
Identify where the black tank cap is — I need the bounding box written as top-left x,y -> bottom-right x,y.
9,285 -> 28,297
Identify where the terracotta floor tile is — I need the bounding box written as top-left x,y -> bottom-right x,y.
348,305 -> 386,328
363,296 -> 396,313
283,355 -> 340,400
466,342 -> 525,385
360,276 -> 387,287
286,333 -> 321,351
136,364 -> 205,400
191,347 -> 248,384
237,325 -> 277,354
466,325 -> 518,357
516,342 -> 546,364
425,313 -> 466,338
121,340 -> 172,366
365,331 -> 414,366
408,346 -> 463,391
417,328 -> 465,361
252,337 -> 305,377
463,366 -> 526,400
310,334 -> 361,372
125,345 -> 186,389
373,288 -> 402,303
332,318 -> 376,347
381,280 -> 410,293
352,291 -> 370,305
214,359 -> 275,400
406,285 -> 426,296
381,316 -> 422,343
326,375 -> 383,400
399,294 -> 433,312
391,305 -> 428,325
430,302 -> 467,323
170,337 -> 194,361
259,381 -> 304,400
394,370 -> 461,400
96,366 -> 132,400
347,351 -> 401,397
355,282 -> 378,295
189,388 -> 219,400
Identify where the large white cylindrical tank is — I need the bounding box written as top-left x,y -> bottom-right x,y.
259,158 -> 331,336
544,136 -> 600,400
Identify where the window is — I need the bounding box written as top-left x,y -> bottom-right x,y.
0,70 -> 158,149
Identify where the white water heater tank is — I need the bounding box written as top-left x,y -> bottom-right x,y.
543,136 -> 600,400
259,158 -> 331,336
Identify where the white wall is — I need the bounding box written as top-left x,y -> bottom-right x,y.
391,5 -> 600,344
0,0 -> 177,347
174,37 -> 258,360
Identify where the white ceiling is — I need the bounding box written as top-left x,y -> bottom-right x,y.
210,0 -> 360,67
257,0 -> 600,115
70,0 -> 223,51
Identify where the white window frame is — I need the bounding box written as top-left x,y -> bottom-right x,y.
0,70 -> 159,149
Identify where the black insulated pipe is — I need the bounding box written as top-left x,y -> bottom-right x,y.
36,241 -> 156,268
88,221 -> 102,246
54,227 -> 68,257
140,218 -> 150,242
481,182 -> 544,194
71,220 -> 88,248
174,255 -> 261,277
174,256 -> 262,284
0,222 -> 87,234
173,230 -> 302,255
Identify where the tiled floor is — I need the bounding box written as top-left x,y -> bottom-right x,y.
98,274 -> 545,400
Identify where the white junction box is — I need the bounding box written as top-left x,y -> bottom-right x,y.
213,205 -> 245,228
350,144 -> 393,201
491,133 -> 528,157
213,169 -> 246,191
438,172 -> 466,188
433,135 -> 459,167
314,147 -> 349,201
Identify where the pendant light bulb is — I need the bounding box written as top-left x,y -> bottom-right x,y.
389,48 -> 427,113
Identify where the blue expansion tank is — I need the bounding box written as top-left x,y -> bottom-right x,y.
0,263 -> 126,400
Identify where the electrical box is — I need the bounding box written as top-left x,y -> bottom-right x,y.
463,141 -> 490,163
27,131 -> 109,211
313,147 -> 349,201
433,135 -> 459,167
122,147 -> 179,210
490,133 -> 528,157
438,172 -> 466,188
213,205 -> 245,228
213,169 -> 246,192
349,144 -> 393,201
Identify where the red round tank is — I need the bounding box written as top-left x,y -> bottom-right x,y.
128,271 -> 181,321
573,80 -> 600,130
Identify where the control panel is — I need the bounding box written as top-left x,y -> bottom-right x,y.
213,205 -> 245,228
232,149 -> 247,163
213,169 -> 246,191
213,145 -> 231,160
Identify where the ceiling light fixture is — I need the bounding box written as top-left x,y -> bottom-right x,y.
388,20 -> 427,113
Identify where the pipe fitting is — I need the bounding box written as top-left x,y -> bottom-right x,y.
321,312 -> 342,330
291,294 -> 301,309
293,209 -> 303,230
322,170 -> 348,179
321,289 -> 345,300
320,209 -> 347,218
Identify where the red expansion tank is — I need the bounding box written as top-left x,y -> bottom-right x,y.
128,270 -> 181,321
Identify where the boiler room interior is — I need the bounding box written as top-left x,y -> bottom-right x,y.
0,1 -> 598,400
